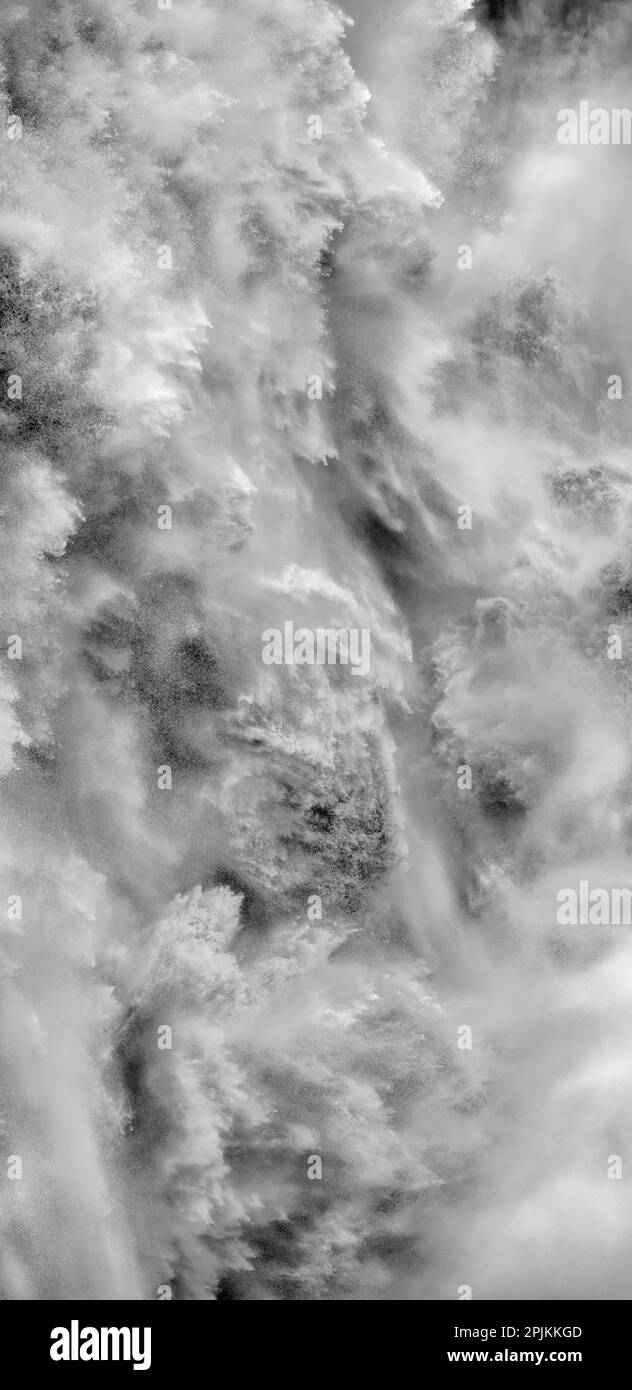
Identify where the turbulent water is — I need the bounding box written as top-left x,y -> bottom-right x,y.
1,0 -> 632,1301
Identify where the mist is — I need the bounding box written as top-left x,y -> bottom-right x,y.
1,0 -> 631,1301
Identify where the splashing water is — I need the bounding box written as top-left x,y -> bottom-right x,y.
1,0 -> 632,1300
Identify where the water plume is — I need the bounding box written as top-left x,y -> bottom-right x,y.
1,0 -> 631,1301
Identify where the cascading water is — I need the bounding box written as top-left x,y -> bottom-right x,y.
1,0 -> 631,1301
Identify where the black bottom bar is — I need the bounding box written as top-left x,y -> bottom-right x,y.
7,1299 -> 620,1379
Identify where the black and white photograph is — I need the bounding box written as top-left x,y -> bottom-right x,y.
0,0 -> 630,1353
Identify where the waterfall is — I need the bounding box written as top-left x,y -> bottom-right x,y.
1,0 -> 631,1300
